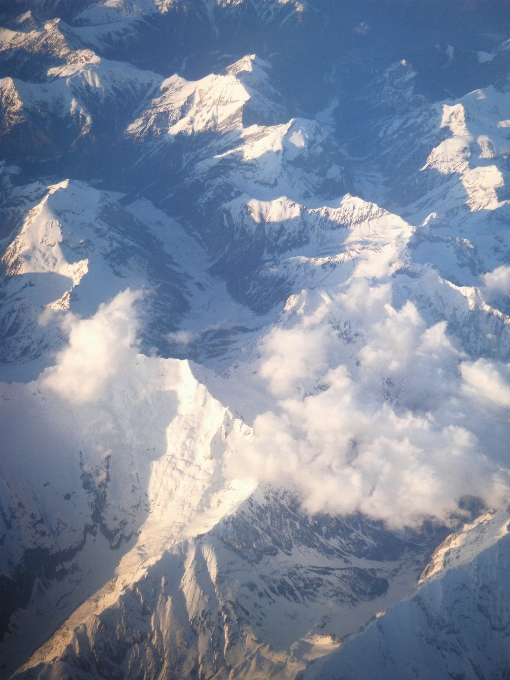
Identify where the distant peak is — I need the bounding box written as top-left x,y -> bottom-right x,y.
7,11 -> 39,32
225,54 -> 270,78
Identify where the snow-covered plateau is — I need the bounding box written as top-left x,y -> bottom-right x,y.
1,1 -> 510,678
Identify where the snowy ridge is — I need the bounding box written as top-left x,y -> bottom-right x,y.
0,18 -> 81,63
64,0 -> 306,49
0,343 -> 253,675
420,88 -> 510,212
127,55 -> 285,141
299,509 -> 510,680
191,116 -> 345,203
0,49 -> 160,160
369,67 -> 510,217
0,322 -> 445,677
2,5 -> 510,678
0,180 -> 187,372
418,510 -> 508,584
11,486 -> 442,680
76,0 -> 306,26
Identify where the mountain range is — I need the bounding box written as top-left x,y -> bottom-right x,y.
1,1 -> 510,678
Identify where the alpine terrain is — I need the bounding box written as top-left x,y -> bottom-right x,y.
1,1 -> 510,678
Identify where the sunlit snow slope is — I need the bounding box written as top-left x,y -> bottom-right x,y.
2,1 -> 510,679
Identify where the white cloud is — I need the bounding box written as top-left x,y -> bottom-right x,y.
354,22 -> 369,35
226,281 -> 510,528
41,289 -> 141,403
30,280 -> 510,530
461,358 -> 510,407
259,324 -> 336,397
481,265 -> 510,294
167,330 -> 200,345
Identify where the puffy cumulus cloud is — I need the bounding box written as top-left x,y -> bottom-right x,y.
259,324 -> 336,397
227,280 -> 510,529
41,289 -> 141,403
260,282 -> 391,398
481,265 -> 510,294
461,358 -> 510,407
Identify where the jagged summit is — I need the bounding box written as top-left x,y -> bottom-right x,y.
5,12 -> 39,32
0,17 -> 82,64
126,54 -> 284,142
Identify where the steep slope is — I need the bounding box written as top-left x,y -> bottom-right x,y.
0,344 -> 254,676
75,0 -> 306,31
2,2 -> 510,679
299,509 -> 510,680
122,53 -> 351,310
11,488 -> 444,680
126,54 -> 286,141
0,180 -> 188,376
0,47 -> 160,161
206,193 -> 415,312
342,51 -> 510,214
0,17 -> 82,80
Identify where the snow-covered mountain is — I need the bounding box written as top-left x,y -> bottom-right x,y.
0,46 -> 160,160
299,509 -> 510,680
0,179 -> 192,373
2,1 -> 510,678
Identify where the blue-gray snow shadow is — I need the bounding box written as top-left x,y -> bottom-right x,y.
0,271 -> 74,365
0,345 -> 179,674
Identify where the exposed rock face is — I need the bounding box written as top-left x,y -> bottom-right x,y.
10,488 -> 444,680
299,510 -> 510,680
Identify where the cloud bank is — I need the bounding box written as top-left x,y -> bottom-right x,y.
227,280 -> 510,528
21,281 -> 510,530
